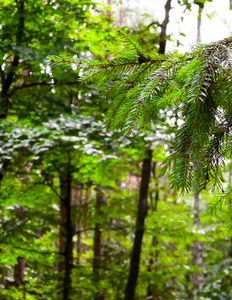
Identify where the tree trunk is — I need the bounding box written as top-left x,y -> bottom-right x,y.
0,267 -> 7,287
106,0 -> 113,16
14,257 -> 26,286
0,2 -> 26,287
84,181 -> 91,253
192,192 -> 204,296
119,0 -> 123,26
147,162 -> 159,297
59,165 -> 73,300
124,149 -> 152,300
93,190 -> 105,300
196,4 -> 203,43
75,186 -> 83,265
1,0 -> 25,119
158,0 -> 172,54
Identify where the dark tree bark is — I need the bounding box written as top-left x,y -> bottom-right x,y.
85,182 -> 91,228
124,149 -> 152,300
58,201 -> 66,274
74,186 -> 83,265
0,161 -> 9,186
83,181 -> 91,254
0,5 -> 26,285
93,190 -> 105,300
14,257 -> 26,286
158,0 -> 172,54
58,163 -> 73,300
0,0 -> 26,190
0,267 -> 7,286
1,0 -> 25,119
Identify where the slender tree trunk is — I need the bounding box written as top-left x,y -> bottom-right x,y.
84,181 -> 91,253
0,2 -> 25,286
85,181 -> 91,226
119,0 -> 123,26
14,257 -> 26,286
192,192 -> 204,296
124,149 -> 152,300
93,190 -> 105,300
196,4 -> 203,43
14,240 -> 26,287
59,200 -> 66,274
14,257 -> 26,299
0,6 -> 26,284
106,0 -> 113,16
147,162 -> 159,297
0,0 -> 25,186
75,187 -> 83,265
0,267 -> 6,286
59,163 -> 73,300
1,0 -> 25,119
159,0 -> 172,54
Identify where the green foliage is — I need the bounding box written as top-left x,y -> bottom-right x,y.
2,0 -> 232,299
50,34 -> 232,201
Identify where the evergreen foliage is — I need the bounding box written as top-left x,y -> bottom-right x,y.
50,34 -> 232,198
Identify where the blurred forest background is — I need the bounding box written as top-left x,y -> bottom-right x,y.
1,0 -> 232,299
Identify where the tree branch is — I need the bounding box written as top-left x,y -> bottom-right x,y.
9,81 -> 51,96
139,21 -> 161,34
9,81 -> 80,96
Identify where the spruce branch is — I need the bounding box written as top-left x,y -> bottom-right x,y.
47,34 -> 232,196
208,188 -> 232,215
